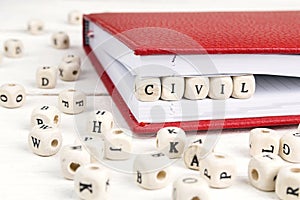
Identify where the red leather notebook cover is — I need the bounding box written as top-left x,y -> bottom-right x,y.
83,11 -> 300,134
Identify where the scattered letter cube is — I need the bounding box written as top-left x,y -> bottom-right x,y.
0,83 -> 26,108
280,132 -> 300,163
31,105 -> 60,127
58,89 -> 86,114
27,19 -> 44,35
58,61 -> 80,81
183,138 -> 204,170
68,10 -> 82,25
4,39 -> 24,58
36,66 -> 57,89
87,110 -> 114,137
52,31 -> 70,49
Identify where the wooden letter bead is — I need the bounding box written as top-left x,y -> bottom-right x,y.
87,110 -> 114,137
0,83 -> 26,108
27,19 -> 44,35
183,138 -> 204,170
51,31 -> 70,49
36,66 -> 57,89
60,144 -> 91,180
199,152 -> 237,188
31,105 -> 60,127
232,75 -> 256,99
275,165 -> 300,200
68,10 -> 82,25
208,76 -> 233,100
74,164 -> 109,200
58,62 -> 80,81
62,54 -> 81,65
58,89 -> 86,114
249,128 -> 280,157
4,39 -> 24,58
184,76 -> 209,100
28,124 -> 62,156
280,132 -> 300,163
156,127 -> 186,159
104,128 -> 132,160
161,76 -> 184,100
133,152 -> 172,190
134,77 -> 161,102
248,153 -> 287,191
173,175 -> 210,200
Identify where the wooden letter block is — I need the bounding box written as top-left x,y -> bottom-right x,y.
58,89 -> 86,114
4,39 -> 24,58
208,76 -> 233,100
87,110 -> 114,137
280,132 -> 300,163
0,83 -> 26,108
58,61 -> 80,81
36,66 -> 57,89
183,138 -> 204,170
161,76 -> 184,100
184,76 -> 209,100
68,10 -> 82,25
52,31 -> 70,49
134,77 -> 161,102
31,105 -> 60,127
232,75 -> 256,99
27,19 -> 44,35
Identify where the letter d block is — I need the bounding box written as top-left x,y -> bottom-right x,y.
199,152 -> 237,188
134,77 -> 161,102
276,165 -> 300,200
36,66 -> 57,89
133,152 -> 172,190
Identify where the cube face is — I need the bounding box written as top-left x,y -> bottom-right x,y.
208,76 -> 233,100
31,105 -> 60,127
104,128 -> 132,160
156,127 -> 186,159
248,153 -> 286,191
199,153 -> 236,188
161,76 -> 184,100
173,176 -> 210,200
0,83 -> 26,108
27,19 -> 44,35
68,10 -> 82,25
36,66 -> 57,89
58,89 -> 86,114
60,145 -> 91,180
275,165 -> 300,200
4,39 -> 24,58
280,132 -> 300,163
58,62 -> 80,81
87,110 -> 114,137
134,77 -> 161,102
184,76 -> 209,100
62,54 -> 81,65
28,124 -> 62,156
74,164 -> 109,200
183,139 -> 203,170
133,152 -> 172,190
232,75 -> 256,99
52,32 -> 70,49
249,128 -> 280,157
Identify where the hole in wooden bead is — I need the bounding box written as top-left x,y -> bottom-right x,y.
69,162 -> 80,173
156,170 -> 166,181
51,139 -> 58,147
89,165 -> 100,170
113,129 -> 123,134
290,168 -> 300,173
156,139 -> 159,148
72,70 -> 78,75
214,154 -> 225,159
4,46 -> 8,52
64,39 -> 68,45
8,84 -> 16,87
251,169 -> 259,181
191,197 -> 200,200
53,115 -> 59,124
68,89 -> 76,92
261,130 -> 270,134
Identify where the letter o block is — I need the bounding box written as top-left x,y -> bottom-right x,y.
0,83 -> 26,108
134,77 -> 161,102
249,128 -> 280,157
280,132 -> 300,163
199,152 -> 237,188
276,165 -> 300,200
36,66 -> 57,89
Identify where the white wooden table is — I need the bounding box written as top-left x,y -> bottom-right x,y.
0,0 -> 299,199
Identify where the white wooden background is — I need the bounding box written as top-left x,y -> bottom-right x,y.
0,0 -> 299,199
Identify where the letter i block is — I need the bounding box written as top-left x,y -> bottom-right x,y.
156,127 -> 186,159
36,66 -> 57,89
208,76 -> 233,100
199,152 -> 237,188
87,110 -> 114,137
161,76 -> 185,101
133,152 -> 172,190
134,77 -> 161,102
276,165 -> 300,200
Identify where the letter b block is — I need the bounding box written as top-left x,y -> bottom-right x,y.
199,152 -> 237,188
36,66 -> 57,89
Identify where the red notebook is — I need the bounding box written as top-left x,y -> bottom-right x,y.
83,11 -> 300,134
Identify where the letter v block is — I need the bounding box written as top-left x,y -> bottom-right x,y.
184,76 -> 209,100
